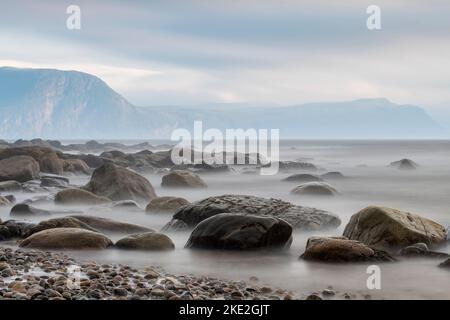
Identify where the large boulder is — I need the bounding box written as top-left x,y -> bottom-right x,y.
0,146 -> 64,175
283,174 -> 323,183
115,232 -> 175,250
343,206 -> 447,252
0,156 -> 40,182
161,170 -> 207,188
291,182 -> 338,196
389,159 -> 418,170
83,163 -> 157,204
69,215 -> 152,234
164,194 -> 341,231
0,181 -> 23,192
146,196 -> 190,213
55,188 -> 111,205
301,236 -> 395,262
19,228 -> 113,249
185,213 -> 292,250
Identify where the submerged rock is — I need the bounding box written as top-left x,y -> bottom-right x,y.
161,170 -> 207,188
19,228 -> 113,249
282,174 -> 323,183
0,220 -> 35,240
116,232 -> 175,250
291,182 -> 338,196
55,188 -> 112,205
0,181 -> 23,192
185,213 -> 292,250
389,159 -> 419,170
40,177 -> 68,188
399,243 -> 449,259
24,217 -> 98,237
164,194 -> 340,231
320,172 -> 345,180
10,203 -> 81,217
0,156 -> 40,182
439,258 -> 450,268
300,236 -> 395,262
263,161 -> 317,172
146,196 -> 190,213
343,206 -> 447,252
83,163 -> 157,204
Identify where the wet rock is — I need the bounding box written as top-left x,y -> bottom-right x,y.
68,215 -> 152,234
283,174 -> 323,183
439,258 -> 450,268
185,213 -> 292,250
0,196 -> 11,206
389,159 -> 419,170
83,163 -> 157,204
0,181 -> 23,192
109,200 -> 141,211
161,170 -> 207,189
291,182 -> 338,196
116,232 -> 175,251
301,236 -> 395,262
19,228 -> 113,249
0,156 -> 40,182
40,177 -> 68,188
146,196 -> 190,213
164,194 -> 340,231
0,220 -> 35,240
343,206 -> 447,252
55,188 -> 112,205
306,294 -> 322,300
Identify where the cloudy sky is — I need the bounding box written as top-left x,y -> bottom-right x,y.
1,0 -> 450,117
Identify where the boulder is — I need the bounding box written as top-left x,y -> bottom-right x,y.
0,156 -> 40,182
24,217 -> 98,237
0,146 -> 64,174
343,206 -> 447,252
69,215 -> 152,234
115,232 -> 175,250
283,174 -> 323,183
55,188 -> 111,205
19,228 -> 113,249
146,196 -> 190,213
185,213 -> 293,250
62,159 -> 90,175
291,182 -> 338,196
83,163 -> 157,204
164,194 -> 341,231
161,170 -> 207,188
389,159 -> 418,170
320,172 -> 345,180
0,181 -> 23,192
301,236 -> 395,262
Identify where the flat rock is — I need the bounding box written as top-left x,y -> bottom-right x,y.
69,215 -> 152,234
55,188 -> 112,205
164,194 -> 341,231
301,236 -> 395,262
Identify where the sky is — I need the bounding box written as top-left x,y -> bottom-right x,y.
1,0 -> 450,119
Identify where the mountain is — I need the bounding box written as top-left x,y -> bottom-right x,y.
0,67 -> 444,139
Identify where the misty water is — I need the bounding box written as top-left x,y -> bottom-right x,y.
1,140 -> 450,299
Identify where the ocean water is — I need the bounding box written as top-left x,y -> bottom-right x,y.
1,140 -> 450,299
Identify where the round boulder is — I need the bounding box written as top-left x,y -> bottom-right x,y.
115,232 -> 175,250
282,174 -> 323,183
185,213 -> 293,250
0,156 -> 40,183
291,182 -> 337,196
19,228 -> 113,249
